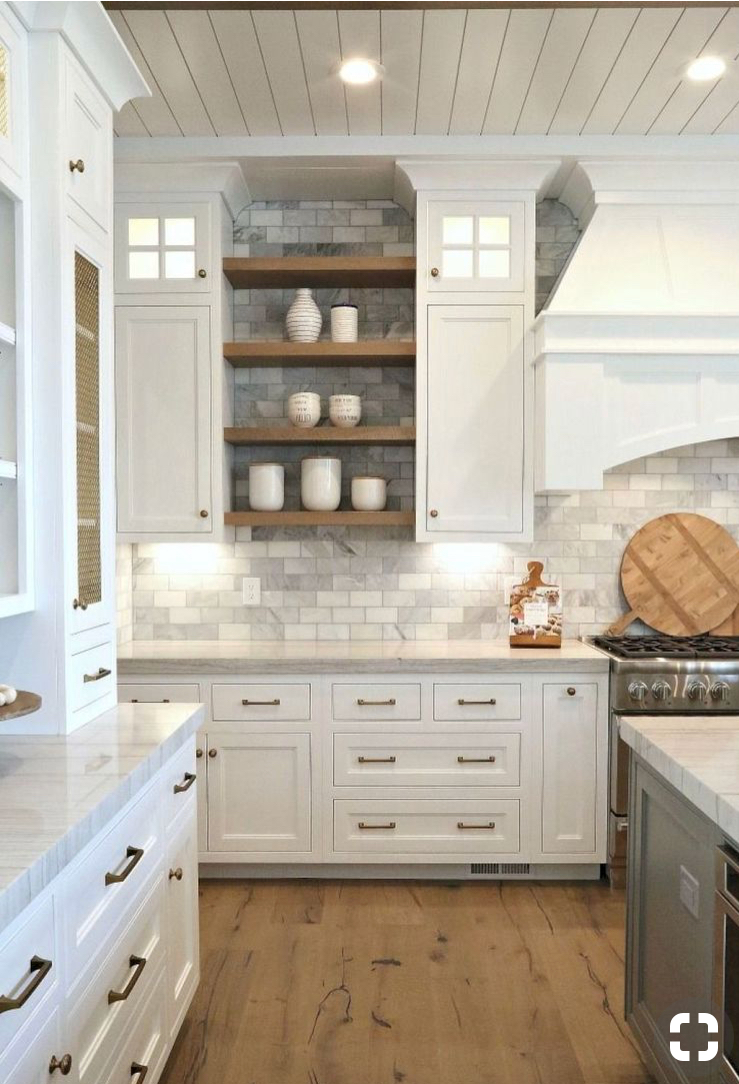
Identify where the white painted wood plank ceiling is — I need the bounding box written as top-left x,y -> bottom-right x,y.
108,6 -> 739,138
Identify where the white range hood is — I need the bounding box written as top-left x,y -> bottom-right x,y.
534,161 -> 739,492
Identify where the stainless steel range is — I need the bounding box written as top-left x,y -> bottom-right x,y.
590,633 -> 739,885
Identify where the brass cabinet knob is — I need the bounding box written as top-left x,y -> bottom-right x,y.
73,597 -> 88,610
169,867 -> 183,881
208,748 -> 217,758
49,1054 -> 73,1076
200,509 -> 209,518
196,748 -> 203,758
430,267 -> 440,277
198,269 -> 207,278
69,159 -> 85,173
567,687 -> 576,696
429,509 -> 439,518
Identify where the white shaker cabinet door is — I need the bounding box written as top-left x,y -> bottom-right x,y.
425,305 -> 524,537
541,683 -> 599,854
165,806 -> 200,1039
116,306 -> 212,535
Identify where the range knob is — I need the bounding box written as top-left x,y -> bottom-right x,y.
651,681 -> 671,702
687,681 -> 709,702
628,681 -> 649,703
711,681 -> 730,703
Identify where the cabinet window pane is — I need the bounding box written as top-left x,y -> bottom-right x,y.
74,253 -> 101,608
165,217 -> 195,246
479,216 -> 510,245
0,42 -> 8,140
128,218 -> 159,246
442,250 -> 474,278
129,251 -> 159,279
165,250 -> 195,279
479,249 -> 510,278
442,216 -> 473,245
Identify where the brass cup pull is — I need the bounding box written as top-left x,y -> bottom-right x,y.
105,845 -> 144,887
72,597 -> 88,611
457,755 -> 496,763
457,698 -> 496,706
567,687 -> 576,696
242,698 -> 281,706
457,822 -> 496,830
173,771 -> 196,794
357,698 -> 396,706
169,867 -> 183,881
131,1064 -> 149,1081
108,955 -> 147,1004
84,667 -> 111,684
69,158 -> 85,173
0,956 -> 53,1014
358,822 -> 396,830
358,755 -> 396,764
430,267 -> 440,277
208,748 -> 217,758
196,748 -> 204,759
49,1054 -> 73,1076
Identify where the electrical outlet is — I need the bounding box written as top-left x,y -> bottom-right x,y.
679,865 -> 700,919
242,577 -> 261,606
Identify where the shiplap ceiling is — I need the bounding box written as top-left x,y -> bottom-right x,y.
108,6 -> 739,138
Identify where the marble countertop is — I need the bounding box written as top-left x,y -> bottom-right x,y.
0,701 -> 204,934
619,715 -> 739,846
118,638 -> 609,675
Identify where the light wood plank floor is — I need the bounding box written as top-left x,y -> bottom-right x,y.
160,879 -> 654,1084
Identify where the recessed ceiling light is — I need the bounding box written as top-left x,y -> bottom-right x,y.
686,55 -> 726,81
337,58 -> 384,85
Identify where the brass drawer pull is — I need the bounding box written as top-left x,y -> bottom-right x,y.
457,756 -> 496,763
358,822 -> 396,830
105,845 -> 144,887
72,597 -> 87,611
357,698 -> 396,706
0,956 -> 52,1014
69,158 -> 85,173
242,698 -> 280,706
457,698 -> 496,706
84,667 -> 111,684
49,1054 -> 73,1075
173,771 -> 196,794
131,1064 -> 148,1081
358,756 -> 396,764
108,954 -> 147,1004
457,822 -> 496,830
169,867 -> 183,881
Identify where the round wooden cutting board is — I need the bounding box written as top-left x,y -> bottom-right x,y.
608,513 -> 739,636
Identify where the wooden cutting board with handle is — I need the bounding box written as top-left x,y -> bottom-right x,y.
607,513 -> 739,636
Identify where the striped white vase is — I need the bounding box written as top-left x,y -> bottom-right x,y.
285,288 -> 322,343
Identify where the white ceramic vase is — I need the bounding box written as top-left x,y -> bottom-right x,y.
286,288 -> 322,343
329,394 -> 362,428
331,303 -> 358,342
301,457 -> 341,511
249,463 -> 285,511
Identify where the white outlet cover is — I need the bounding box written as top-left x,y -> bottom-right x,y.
679,864 -> 700,919
242,577 -> 261,606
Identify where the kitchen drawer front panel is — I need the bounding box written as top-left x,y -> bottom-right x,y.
71,876 -> 165,1084
69,636 -> 115,715
63,784 -> 162,991
118,683 -> 201,704
332,683 -> 421,722
333,800 -> 520,854
434,683 -> 521,722
0,896 -> 57,1057
102,968 -> 168,1084
161,737 -> 198,834
212,683 -> 311,722
333,733 -> 521,787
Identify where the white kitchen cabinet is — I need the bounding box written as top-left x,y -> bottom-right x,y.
165,803 -> 199,1038
114,201 -> 211,295
64,53 -> 112,235
426,199 -> 525,293
424,304 -> 525,537
0,5 -> 27,182
116,306 -> 212,535
541,682 -> 600,854
207,731 -> 312,853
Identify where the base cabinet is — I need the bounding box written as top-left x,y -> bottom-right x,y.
541,682 -> 599,855
165,805 -> 199,1039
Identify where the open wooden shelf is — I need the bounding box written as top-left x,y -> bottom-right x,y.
224,340 -> 415,368
225,510 -> 414,528
224,425 -> 416,446
223,256 -> 415,289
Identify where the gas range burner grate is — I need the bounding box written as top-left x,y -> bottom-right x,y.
591,634 -> 739,659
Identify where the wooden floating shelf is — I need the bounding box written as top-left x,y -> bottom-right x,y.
225,510 -> 414,528
223,340 -> 416,368
224,425 -> 416,447
223,256 -> 416,289
0,690 -> 42,723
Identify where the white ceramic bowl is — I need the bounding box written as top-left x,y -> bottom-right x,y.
249,463 -> 285,511
288,392 -> 321,429
301,456 -> 341,512
351,475 -> 387,512
329,394 -> 361,428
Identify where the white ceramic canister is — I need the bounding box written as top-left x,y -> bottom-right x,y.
351,475 -> 387,512
330,303 -> 358,342
288,391 -> 321,428
285,288 -> 322,343
329,393 -> 362,428
249,462 -> 285,512
301,456 -> 342,512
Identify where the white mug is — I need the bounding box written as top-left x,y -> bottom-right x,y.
351,475 -> 387,512
288,392 -> 321,429
301,457 -> 341,511
329,394 -> 361,428
249,463 -> 284,512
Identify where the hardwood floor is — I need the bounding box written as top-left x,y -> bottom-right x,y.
160,879 -> 653,1084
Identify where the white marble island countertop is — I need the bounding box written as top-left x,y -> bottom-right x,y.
619,715 -> 739,846
118,638 -> 608,675
0,701 -> 204,933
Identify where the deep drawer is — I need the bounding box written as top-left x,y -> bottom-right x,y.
0,895 -> 57,1057
212,683 -> 311,722
434,683 -> 521,722
333,799 -> 520,854
333,733 -> 521,787
332,683 -> 421,722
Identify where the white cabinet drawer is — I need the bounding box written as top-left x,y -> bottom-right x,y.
0,1006 -> 64,1084
64,51 -> 111,232
333,733 -> 521,787
0,896 -> 57,1057
102,969 -> 169,1084
118,683 -> 201,704
63,784 -> 162,992
434,683 -> 521,721
334,800 -> 519,854
212,683 -> 311,722
332,683 -> 421,722
161,738 -> 198,834
69,637 -> 115,715
71,876 -> 165,1084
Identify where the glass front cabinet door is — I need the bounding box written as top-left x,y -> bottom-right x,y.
426,200 -> 525,293
114,202 -> 211,294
